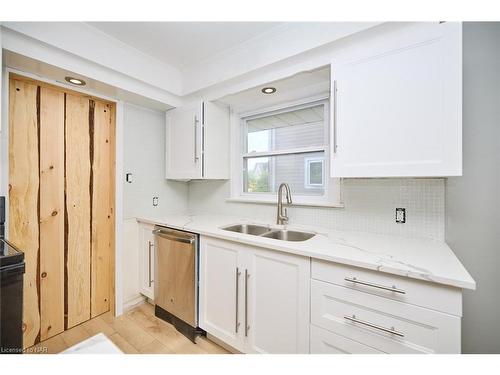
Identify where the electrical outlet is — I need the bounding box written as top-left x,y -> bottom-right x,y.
153,196 -> 159,207
395,208 -> 406,223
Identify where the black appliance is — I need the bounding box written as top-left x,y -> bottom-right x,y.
0,196 -> 25,354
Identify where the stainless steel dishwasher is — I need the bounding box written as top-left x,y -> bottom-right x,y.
153,226 -> 203,342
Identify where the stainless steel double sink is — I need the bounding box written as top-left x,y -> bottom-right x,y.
221,223 -> 315,242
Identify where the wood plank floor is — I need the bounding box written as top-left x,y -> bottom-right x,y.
26,302 -> 230,354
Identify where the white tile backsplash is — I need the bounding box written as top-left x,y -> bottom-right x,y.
121,103 -> 445,241
187,178 -> 445,241
123,103 -> 188,219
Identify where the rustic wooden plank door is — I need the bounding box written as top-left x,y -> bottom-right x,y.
65,93 -> 92,329
91,100 -> 113,317
39,86 -> 65,340
8,78 -> 40,348
9,75 -> 115,347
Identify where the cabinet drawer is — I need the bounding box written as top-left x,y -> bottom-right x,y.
312,260 -> 462,316
310,324 -> 382,354
311,280 -> 461,354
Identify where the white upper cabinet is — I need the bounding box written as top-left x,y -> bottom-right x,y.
165,102 -> 202,179
203,101 -> 231,179
330,22 -> 462,177
165,101 -> 230,180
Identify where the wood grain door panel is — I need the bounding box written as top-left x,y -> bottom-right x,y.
155,236 -> 177,313
39,86 -> 65,340
155,235 -> 196,326
65,94 -> 92,328
8,79 -> 40,348
91,100 -> 113,317
172,239 -> 196,326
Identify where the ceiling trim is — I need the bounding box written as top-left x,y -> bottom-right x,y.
2,22 -> 183,95
1,22 -> 398,108
1,27 -> 183,108
181,22 -> 382,95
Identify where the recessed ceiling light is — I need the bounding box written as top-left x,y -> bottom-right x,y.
261,87 -> 277,94
65,76 -> 86,86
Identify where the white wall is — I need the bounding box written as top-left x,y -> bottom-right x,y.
123,103 -> 188,218
121,103 -> 189,309
446,22 -> 500,353
188,178 -> 445,241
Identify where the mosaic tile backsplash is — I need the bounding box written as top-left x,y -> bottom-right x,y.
187,178 -> 445,241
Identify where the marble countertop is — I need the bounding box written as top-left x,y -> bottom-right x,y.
136,213 -> 475,290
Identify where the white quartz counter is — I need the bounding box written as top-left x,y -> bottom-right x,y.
136,213 -> 475,290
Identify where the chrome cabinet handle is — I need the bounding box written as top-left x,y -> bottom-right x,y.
152,229 -> 195,244
344,315 -> 404,338
194,115 -> 199,162
148,241 -> 154,287
235,267 -> 241,333
333,79 -> 338,153
244,269 -> 250,337
344,277 -> 406,294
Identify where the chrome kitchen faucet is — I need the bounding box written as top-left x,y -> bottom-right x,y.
276,183 -> 293,225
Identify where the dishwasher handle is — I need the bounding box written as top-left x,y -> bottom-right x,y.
152,229 -> 195,244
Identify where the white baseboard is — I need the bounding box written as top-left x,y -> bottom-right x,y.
121,294 -> 146,314
206,333 -> 240,354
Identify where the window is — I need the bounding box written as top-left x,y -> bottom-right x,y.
304,157 -> 324,189
231,99 -> 341,206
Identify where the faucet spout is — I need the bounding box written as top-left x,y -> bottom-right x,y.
276,183 -> 293,225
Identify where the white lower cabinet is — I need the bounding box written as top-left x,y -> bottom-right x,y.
310,260 -> 462,354
199,236 -> 310,353
198,237 -> 463,354
311,280 -> 460,354
199,238 -> 242,350
310,324 -> 383,354
138,222 -> 155,300
245,247 -> 311,353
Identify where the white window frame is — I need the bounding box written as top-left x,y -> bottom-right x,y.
228,96 -> 342,207
304,157 -> 325,189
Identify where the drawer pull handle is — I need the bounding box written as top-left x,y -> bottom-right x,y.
148,241 -> 154,287
245,269 -> 250,337
235,267 -> 241,333
344,277 -> 406,294
344,315 -> 405,338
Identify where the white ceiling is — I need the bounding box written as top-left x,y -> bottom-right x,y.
220,66 -> 330,113
86,22 -> 284,70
